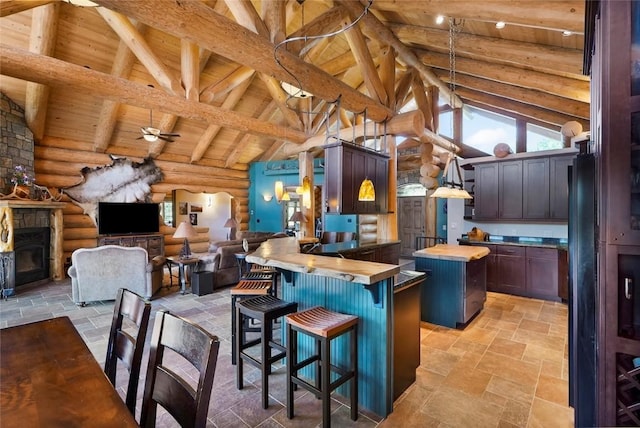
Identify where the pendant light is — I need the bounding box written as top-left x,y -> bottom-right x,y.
358,178 -> 375,201
430,152 -> 472,199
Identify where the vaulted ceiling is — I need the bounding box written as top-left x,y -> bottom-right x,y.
0,0 -> 588,173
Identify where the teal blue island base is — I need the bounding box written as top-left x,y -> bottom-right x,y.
282,271 -> 394,417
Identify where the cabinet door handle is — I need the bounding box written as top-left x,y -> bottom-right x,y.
625,277 -> 633,300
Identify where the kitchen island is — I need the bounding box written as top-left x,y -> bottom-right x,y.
413,244 -> 489,329
247,237 -> 420,418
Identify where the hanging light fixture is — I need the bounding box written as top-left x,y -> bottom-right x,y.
301,176 -> 312,209
430,152 -> 472,199
358,178 -> 375,201
274,0 -> 373,107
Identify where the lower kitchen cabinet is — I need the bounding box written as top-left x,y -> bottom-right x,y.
494,246 -> 526,295
525,247 -> 568,301
462,242 -> 566,301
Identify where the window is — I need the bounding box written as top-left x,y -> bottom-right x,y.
463,105 -> 516,155
526,123 -> 563,151
162,196 -> 174,227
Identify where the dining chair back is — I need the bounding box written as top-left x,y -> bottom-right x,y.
104,288 -> 151,415
140,310 -> 220,428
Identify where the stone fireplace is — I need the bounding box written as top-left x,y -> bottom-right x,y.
0,201 -> 64,297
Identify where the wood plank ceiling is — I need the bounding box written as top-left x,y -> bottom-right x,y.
0,0 -> 588,174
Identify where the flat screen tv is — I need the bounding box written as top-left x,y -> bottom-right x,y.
98,202 -> 160,235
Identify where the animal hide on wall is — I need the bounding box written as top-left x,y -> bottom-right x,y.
63,156 -> 164,226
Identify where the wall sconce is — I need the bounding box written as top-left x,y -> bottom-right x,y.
358,178 -> 375,201
301,176 -> 311,209
263,194 -> 273,202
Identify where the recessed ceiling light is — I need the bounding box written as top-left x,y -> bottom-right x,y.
435,15 -> 445,25
495,21 -> 506,29
562,30 -> 573,37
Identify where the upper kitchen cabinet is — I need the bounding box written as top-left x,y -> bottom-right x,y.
463,150 -> 576,222
324,142 -> 389,215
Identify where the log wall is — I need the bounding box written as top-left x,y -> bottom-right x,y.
34,141 -> 249,264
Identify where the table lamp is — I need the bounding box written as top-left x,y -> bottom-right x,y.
173,221 -> 197,258
289,210 -> 307,239
223,217 -> 238,240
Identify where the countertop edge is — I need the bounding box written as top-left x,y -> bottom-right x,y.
246,237 -> 400,284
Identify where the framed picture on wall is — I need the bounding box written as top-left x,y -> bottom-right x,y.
190,203 -> 203,213
179,202 -> 188,215
189,213 -> 198,226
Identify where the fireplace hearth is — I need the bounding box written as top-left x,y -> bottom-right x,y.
14,227 -> 50,286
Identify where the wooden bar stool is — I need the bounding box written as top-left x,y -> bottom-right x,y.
285,306 -> 359,428
241,269 -> 278,297
235,295 -> 298,409
230,279 -> 272,365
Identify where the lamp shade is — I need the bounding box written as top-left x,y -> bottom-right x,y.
173,221 -> 197,239
358,178 -> 375,201
430,186 -> 473,199
223,218 -> 237,228
289,211 -> 306,223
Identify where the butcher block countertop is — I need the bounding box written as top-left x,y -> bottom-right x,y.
413,244 -> 490,262
246,237 -> 399,285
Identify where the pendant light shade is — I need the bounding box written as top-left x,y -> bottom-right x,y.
358,178 -> 375,201
430,153 -> 473,199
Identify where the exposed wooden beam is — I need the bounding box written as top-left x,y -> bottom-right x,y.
93,20 -> 146,153
261,0 -> 285,44
96,8 -> 184,96
342,15 -> 387,105
1,0 -> 52,17
416,50 -> 590,103
456,86 -> 590,130
200,66 -> 255,104
379,45 -> 396,109
371,1 -> 585,33
94,0 -> 393,121
337,0 -> 463,109
434,69 -> 590,119
181,40 -> 200,101
24,2 -> 59,142
0,45 -> 308,143
227,99 -> 278,167
191,78 -> 253,163
389,23 -> 584,79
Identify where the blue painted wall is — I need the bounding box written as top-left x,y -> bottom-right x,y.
249,160 -> 358,233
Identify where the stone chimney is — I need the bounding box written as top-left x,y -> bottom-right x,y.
0,93 -> 35,194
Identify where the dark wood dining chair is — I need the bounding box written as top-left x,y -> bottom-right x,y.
104,288 -> 151,416
140,310 -> 220,428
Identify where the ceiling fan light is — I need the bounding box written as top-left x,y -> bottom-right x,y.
143,134 -> 158,142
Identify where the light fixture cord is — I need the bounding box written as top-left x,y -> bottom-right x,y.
274,0 -> 373,107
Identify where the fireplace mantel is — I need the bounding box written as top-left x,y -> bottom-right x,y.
0,200 -> 65,285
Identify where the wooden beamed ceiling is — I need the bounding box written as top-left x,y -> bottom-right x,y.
0,0 -> 587,170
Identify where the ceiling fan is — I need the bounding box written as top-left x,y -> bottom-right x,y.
138,110 -> 180,142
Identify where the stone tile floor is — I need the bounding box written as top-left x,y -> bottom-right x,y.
0,268 -> 574,427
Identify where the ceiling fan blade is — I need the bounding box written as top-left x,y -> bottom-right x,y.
160,133 -> 181,137
159,136 -> 175,142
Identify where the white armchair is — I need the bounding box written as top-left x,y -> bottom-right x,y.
68,245 -> 165,305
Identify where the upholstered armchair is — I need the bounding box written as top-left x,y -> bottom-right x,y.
68,245 -> 165,305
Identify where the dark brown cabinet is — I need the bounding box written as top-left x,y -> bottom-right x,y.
461,242 -> 565,301
98,233 -> 164,260
473,163 -> 499,219
324,142 -> 389,214
340,242 -> 400,264
525,247 -> 566,301
495,245 -> 526,295
499,160 -> 523,219
523,158 -> 550,219
471,153 -> 575,222
549,156 -> 573,220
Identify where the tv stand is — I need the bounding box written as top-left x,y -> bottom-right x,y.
97,233 -> 164,260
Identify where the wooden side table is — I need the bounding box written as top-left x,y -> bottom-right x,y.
166,256 -> 200,294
